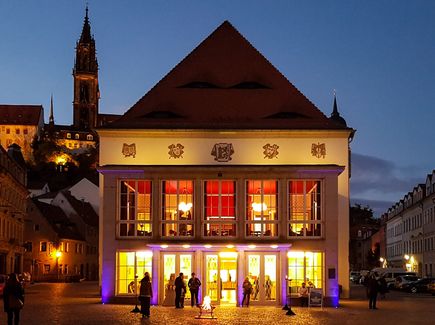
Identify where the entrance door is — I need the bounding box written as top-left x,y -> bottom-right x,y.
162,253 -> 192,305
205,252 -> 237,305
246,253 -> 278,304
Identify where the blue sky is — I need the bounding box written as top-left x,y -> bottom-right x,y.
1,0 -> 434,216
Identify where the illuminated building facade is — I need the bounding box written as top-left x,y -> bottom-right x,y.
98,21 -> 354,306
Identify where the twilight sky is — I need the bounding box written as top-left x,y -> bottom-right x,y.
1,1 -> 434,216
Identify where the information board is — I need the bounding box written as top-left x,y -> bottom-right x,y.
308,288 -> 323,308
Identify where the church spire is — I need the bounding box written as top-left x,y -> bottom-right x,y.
329,90 -> 347,126
49,94 -> 54,125
80,4 -> 92,44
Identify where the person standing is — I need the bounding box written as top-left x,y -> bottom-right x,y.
298,282 -> 309,307
3,273 -> 25,325
175,272 -> 186,308
241,277 -> 252,307
188,272 -> 201,307
367,273 -> 380,309
139,273 -> 153,318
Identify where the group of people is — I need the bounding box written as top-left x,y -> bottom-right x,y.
364,272 -> 388,310
297,280 -> 315,307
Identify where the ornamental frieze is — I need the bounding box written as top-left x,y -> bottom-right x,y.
168,143 -> 185,159
211,143 -> 234,162
311,142 -> 326,159
263,143 -> 279,159
122,143 -> 136,158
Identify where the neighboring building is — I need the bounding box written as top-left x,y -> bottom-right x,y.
0,105 -> 44,162
370,216 -> 386,267
68,177 -> 99,213
27,180 -> 50,198
385,171 -> 435,277
0,145 -> 27,274
97,21 -> 354,306
24,199 -> 88,281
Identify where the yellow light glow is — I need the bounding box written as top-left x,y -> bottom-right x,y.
201,296 -> 212,310
219,252 -> 238,258
251,202 -> 267,212
270,245 -> 278,249
136,251 -> 153,258
204,244 -> 212,249
55,251 -> 62,258
160,244 -> 168,249
379,257 -> 384,262
404,254 -> 410,260
248,245 -> 256,249
182,244 -> 191,249
226,244 -> 234,249
178,202 -> 193,212
55,155 -> 67,165
287,251 -> 305,258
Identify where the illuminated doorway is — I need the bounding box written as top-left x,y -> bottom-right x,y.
161,253 -> 192,305
246,253 -> 278,304
205,252 -> 237,305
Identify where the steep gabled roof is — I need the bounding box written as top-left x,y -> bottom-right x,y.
0,105 -> 43,126
105,21 -> 349,130
62,190 -> 98,227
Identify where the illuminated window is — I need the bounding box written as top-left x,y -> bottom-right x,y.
162,180 -> 194,237
246,180 -> 278,237
204,180 -> 236,237
66,133 -> 71,139
288,180 -> 322,237
287,251 -> 323,295
75,134 -> 79,139
40,241 -> 47,252
119,180 -> 152,237
117,251 -> 153,295
87,134 -> 93,141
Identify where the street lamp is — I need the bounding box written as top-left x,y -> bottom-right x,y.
55,251 -> 62,280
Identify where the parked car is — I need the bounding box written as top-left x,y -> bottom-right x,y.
371,268 -> 417,289
427,279 -> 435,295
0,274 -> 7,296
402,277 -> 435,293
350,271 -> 360,283
394,275 -> 420,290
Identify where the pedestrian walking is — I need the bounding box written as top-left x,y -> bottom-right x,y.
241,277 -> 252,307
175,272 -> 186,308
188,272 -> 201,307
3,273 -> 25,325
139,272 -> 152,318
367,273 -> 379,309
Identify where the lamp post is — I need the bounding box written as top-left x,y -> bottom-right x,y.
284,275 -> 296,316
55,251 -> 62,281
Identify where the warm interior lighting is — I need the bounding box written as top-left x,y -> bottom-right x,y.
178,202 -> 193,212
182,244 -> 191,249
226,244 -> 234,249
55,251 -> 62,258
219,252 -> 238,258
251,202 -> 267,212
287,251 -> 305,258
404,254 -> 410,261
160,244 -> 168,249
136,251 -> 153,258
248,245 -> 256,249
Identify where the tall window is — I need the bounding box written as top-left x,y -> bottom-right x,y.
119,180 -> 152,237
162,180 -> 194,237
288,180 -> 322,237
246,180 -> 278,237
117,251 -> 152,295
204,180 -> 236,237
287,251 -> 323,294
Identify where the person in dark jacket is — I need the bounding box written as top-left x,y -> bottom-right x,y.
366,273 -> 379,309
139,272 -> 152,318
3,273 -> 25,325
174,272 -> 186,308
188,272 -> 201,307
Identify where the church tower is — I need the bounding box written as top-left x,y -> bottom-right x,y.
73,6 -> 99,129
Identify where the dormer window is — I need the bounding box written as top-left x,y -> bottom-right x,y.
87,134 -> 93,141
67,133 -> 71,139
75,134 -> 80,140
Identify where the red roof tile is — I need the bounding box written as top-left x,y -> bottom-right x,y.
106,21 -> 348,130
0,105 -> 43,126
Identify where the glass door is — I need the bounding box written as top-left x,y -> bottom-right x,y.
162,253 -> 192,305
246,253 -> 278,304
205,253 -> 237,305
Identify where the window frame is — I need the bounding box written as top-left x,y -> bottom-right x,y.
288,180 -> 323,238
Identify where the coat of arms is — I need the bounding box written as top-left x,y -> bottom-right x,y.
263,143 -> 279,159
168,143 -> 184,159
211,143 -> 234,162
311,143 -> 326,159
122,143 -> 136,158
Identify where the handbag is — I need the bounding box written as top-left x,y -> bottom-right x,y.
8,295 -> 24,310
